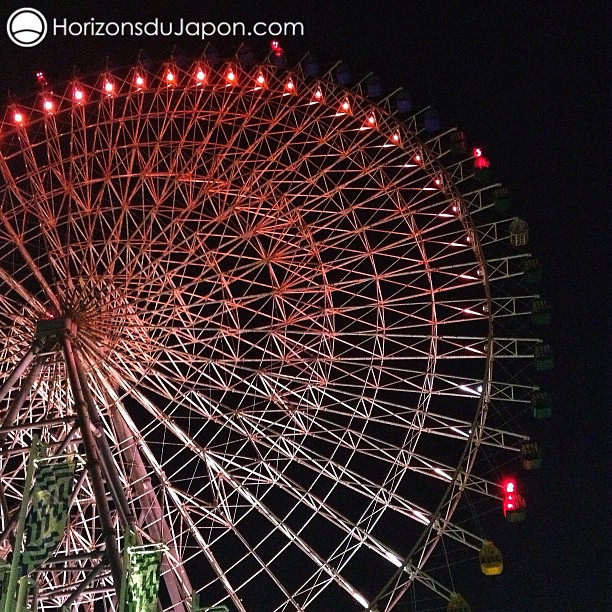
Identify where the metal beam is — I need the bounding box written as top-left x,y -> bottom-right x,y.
61,334 -> 124,598
70,345 -> 137,533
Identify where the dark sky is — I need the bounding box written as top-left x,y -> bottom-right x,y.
0,1 -> 608,610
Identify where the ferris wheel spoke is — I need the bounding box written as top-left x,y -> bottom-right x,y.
123,378 -> 350,608
207,409 -> 449,529
205,428 -> 484,609
0,211 -> 61,313
116,372 -> 444,608
204,453 -> 373,609
208,449 -> 403,606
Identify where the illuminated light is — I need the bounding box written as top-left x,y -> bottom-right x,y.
458,384 -> 481,396
104,81 -> 114,94
349,590 -> 369,608
338,98 -> 351,114
226,69 -> 236,83
73,89 -> 84,102
360,113 -> 377,131
36,71 -> 46,85
473,146 -> 491,169
502,479 -> 526,520
271,40 -> 284,57
392,131 -> 400,142
43,99 -> 54,112
434,177 -> 442,187
285,79 -> 295,92
256,72 -> 265,86
313,87 -> 323,101
384,551 -> 403,567
195,69 -> 206,83
477,385 -> 483,393
475,155 -> 491,169
462,308 -> 480,316
414,153 -> 422,163
450,426 -> 470,437
412,510 -> 429,524
13,111 -> 24,124
433,467 -> 452,481
134,74 -> 145,88
165,71 -> 175,84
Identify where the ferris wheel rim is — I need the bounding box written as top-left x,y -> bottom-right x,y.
0,52 -> 538,611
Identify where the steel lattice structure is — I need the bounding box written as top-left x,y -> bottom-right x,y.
0,50 -> 542,611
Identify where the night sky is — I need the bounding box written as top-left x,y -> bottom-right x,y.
0,1 -> 608,610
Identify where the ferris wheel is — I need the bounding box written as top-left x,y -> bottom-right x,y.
0,46 -> 548,611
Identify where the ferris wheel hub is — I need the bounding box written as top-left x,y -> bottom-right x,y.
42,277 -> 136,365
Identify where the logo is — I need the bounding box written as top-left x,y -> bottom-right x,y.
7,8 -> 47,47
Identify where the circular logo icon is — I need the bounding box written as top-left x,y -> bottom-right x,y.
7,8 -> 47,47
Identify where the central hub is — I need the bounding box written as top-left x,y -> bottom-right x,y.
57,278 -> 130,355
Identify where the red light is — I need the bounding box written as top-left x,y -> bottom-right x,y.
286,79 -> 294,91
392,132 -> 400,142
473,147 -> 490,169
134,74 -> 145,88
43,99 -> 54,112
73,89 -> 84,103
271,40 -> 284,57
104,81 -> 114,94
367,114 -> 376,126
165,71 -> 175,85
195,69 -> 206,83
13,111 -> 24,124
226,69 -> 236,83
502,479 -> 526,520
36,71 -> 48,88
256,72 -> 265,86
414,154 -> 422,163
339,98 -> 351,113
313,87 -> 323,101
475,156 -> 490,169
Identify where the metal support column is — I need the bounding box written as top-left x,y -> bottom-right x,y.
61,335 -> 124,598
0,359 -> 44,440
0,343 -> 41,405
70,345 -> 137,533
